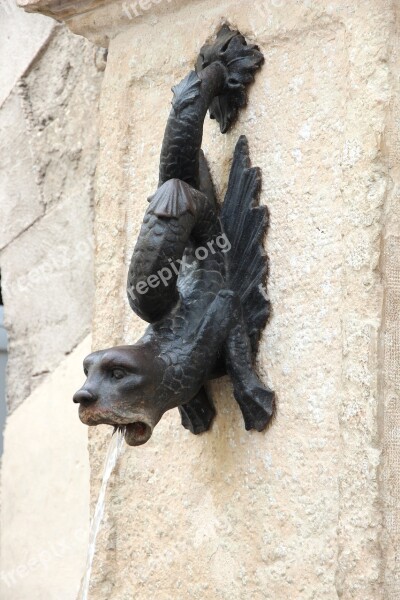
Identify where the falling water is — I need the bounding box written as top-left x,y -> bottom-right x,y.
79,427 -> 125,600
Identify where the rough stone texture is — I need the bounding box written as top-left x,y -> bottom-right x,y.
1,194 -> 95,410
0,25 -> 103,411
0,0 -> 54,106
0,306 -> 7,455
16,28 -> 102,211
78,1 -> 398,599
0,336 -> 91,600
17,0 -> 192,48
0,18 -> 103,600
380,3 -> 400,599
0,91 -> 44,249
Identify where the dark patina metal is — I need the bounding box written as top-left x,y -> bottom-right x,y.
73,25 -> 275,446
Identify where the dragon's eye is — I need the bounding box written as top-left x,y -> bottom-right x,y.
83,367 -> 88,377
111,368 -> 126,380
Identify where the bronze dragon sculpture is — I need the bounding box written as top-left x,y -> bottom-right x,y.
73,25 -> 275,446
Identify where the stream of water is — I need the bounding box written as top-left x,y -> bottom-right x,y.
78,427 -> 126,600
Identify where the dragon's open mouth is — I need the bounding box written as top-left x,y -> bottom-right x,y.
79,405 -> 154,446
124,422 -> 153,446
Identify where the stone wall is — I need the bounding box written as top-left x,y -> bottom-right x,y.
380,1 -> 400,597
0,306 -> 7,454
0,337 -> 92,600
0,10 -> 103,411
0,3 -> 103,598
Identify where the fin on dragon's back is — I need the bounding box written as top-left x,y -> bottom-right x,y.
221,135 -> 270,354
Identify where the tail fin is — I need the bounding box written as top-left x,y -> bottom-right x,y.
221,136 -> 270,353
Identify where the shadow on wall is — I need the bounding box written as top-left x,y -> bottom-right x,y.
0,271 -> 7,455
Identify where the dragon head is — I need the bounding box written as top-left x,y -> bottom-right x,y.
73,343 -> 168,446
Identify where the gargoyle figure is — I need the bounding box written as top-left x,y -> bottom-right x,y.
73,25 -> 275,446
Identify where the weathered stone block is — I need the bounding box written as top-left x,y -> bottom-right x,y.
0,337 -> 91,600
0,91 -> 44,250
0,2 -> 53,106
0,26 -> 103,411
1,195 -> 94,411
19,27 -> 102,210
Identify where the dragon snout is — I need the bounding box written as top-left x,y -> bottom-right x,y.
73,389 -> 97,405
